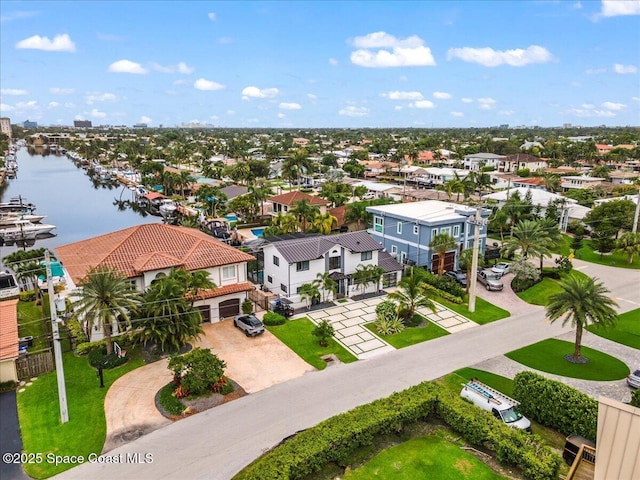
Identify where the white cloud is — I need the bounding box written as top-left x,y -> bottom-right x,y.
90,108 -> 107,118
277,113 -> 286,119
85,92 -> 117,104
16,33 -> 75,52
279,102 -> 302,110
350,31 -> 435,68
601,0 -> 640,17
15,100 -> 38,109
177,62 -> 193,74
382,91 -> 424,100
352,31 -> 424,48
410,100 -> 435,109
477,97 -> 496,109
194,78 -> 225,91
601,101 -> 627,110
433,91 -> 452,99
632,96 -> 640,102
50,87 -> 74,95
1,103 -> 15,112
108,59 -> 147,74
241,86 -> 279,99
208,12 -> 216,21
450,111 -> 464,117
338,105 -> 369,117
1,11 -> 39,23
394,106 -> 403,111
1,88 -> 28,96
328,58 -> 339,66
140,115 -> 152,123
64,102 -> 75,108
571,1 -> 583,9
613,63 -> 638,74
461,98 -> 474,103
567,107 -> 616,118
581,103 -> 595,109
48,101 -> 60,108
307,93 -> 317,100
447,45 -> 553,67
399,75 -> 408,81
151,61 -> 194,74
173,79 -> 187,85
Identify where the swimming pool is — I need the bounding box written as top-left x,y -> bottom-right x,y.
225,214 -> 238,222
251,228 -> 265,238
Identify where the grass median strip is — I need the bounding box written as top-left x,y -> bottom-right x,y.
17,350 -> 144,479
586,308 -> 640,350
435,297 -> 510,325
364,316 -> 449,349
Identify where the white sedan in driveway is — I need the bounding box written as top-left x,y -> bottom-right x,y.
491,262 -> 510,277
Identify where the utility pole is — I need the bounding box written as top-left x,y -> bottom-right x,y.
467,206 -> 489,313
633,190 -> 640,233
45,251 -> 69,424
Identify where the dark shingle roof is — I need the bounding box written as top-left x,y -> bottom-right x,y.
378,251 -> 403,273
273,231 -> 382,264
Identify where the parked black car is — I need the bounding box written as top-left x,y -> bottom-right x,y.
444,270 -> 467,287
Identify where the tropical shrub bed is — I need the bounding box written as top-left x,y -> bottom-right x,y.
262,312 -> 287,326
235,381 -> 560,480
423,271 -> 466,299
513,371 -> 597,442
87,348 -> 128,369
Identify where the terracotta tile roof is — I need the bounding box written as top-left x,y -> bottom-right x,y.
267,190 -> 328,206
56,224 -> 255,284
329,205 -> 346,226
0,299 -> 19,360
193,282 -> 255,300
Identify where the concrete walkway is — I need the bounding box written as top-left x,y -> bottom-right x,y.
304,294 -> 477,359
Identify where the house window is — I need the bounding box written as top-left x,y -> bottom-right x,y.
453,225 -> 460,237
413,225 -> 419,235
400,252 -> 407,264
296,261 -> 309,272
382,272 -> 398,288
281,283 -> 287,293
329,256 -> 341,270
273,255 -> 279,266
397,222 -> 402,234
431,228 -> 438,239
374,216 -> 383,233
391,245 -> 398,255
296,286 -> 302,294
222,265 -> 236,280
267,275 -> 273,284
361,251 -> 372,261
440,226 -> 451,236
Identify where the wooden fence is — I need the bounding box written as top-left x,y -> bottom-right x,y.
15,348 -> 54,380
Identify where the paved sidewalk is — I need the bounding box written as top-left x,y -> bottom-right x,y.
471,330 -> 640,404
304,295 -> 477,359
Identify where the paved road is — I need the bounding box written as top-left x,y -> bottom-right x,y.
58,305 -> 573,480
0,392 -> 29,480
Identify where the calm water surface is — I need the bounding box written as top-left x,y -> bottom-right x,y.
0,148 -> 161,259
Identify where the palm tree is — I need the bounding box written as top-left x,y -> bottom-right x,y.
291,199 -> 320,232
458,248 -> 474,293
166,269 -> 216,306
178,170 -> 195,197
312,212 -> 338,234
501,220 -> 552,270
279,213 -> 300,233
367,265 -> 386,294
248,182 -> 273,216
430,233 -> 458,275
313,272 -> 337,303
352,264 -> 372,297
388,267 -> 436,322
614,232 -> 640,265
546,275 -> 618,361
537,218 -> 562,270
70,267 -> 141,355
299,282 -> 320,309
344,202 -> 369,231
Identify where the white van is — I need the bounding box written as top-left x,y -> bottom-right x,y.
460,380 -> 531,432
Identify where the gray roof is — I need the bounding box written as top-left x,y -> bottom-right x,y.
220,185 -> 248,200
378,251 -> 403,273
273,231 -> 383,264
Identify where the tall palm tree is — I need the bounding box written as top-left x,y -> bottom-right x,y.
312,212 -> 338,234
430,233 -> 458,275
344,202 -> 369,231
70,267 -> 141,355
313,272 -> 337,303
546,275 -> 618,360
248,182 -> 273,216
501,220 -> 552,270
388,267 -> 437,322
614,232 -> 640,265
166,269 -> 216,306
299,282 -> 320,308
537,217 -> 563,270
291,199 -> 320,232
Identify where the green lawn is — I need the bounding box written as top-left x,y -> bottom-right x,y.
517,270 -> 588,306
364,316 -> 449,349
587,308 -> 640,349
266,318 -> 357,369
17,300 -> 50,351
17,351 -> 144,479
552,234 -> 640,269
435,296 -> 510,325
343,435 -> 508,480
505,339 -> 630,381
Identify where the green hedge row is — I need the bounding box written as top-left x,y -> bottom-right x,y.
423,271 -> 466,299
422,283 -> 464,304
235,382 -> 560,480
262,312 -> 287,326
513,371 -> 597,442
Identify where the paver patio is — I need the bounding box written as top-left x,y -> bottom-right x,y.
301,294 -> 477,359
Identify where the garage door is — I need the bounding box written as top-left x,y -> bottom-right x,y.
431,251 -> 456,274
218,299 -> 240,320
197,305 -> 211,323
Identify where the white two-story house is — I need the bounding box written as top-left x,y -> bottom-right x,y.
261,231 -> 403,302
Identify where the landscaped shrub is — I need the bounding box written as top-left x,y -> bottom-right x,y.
88,348 -> 128,369
373,315 -> 405,335
75,339 -> 107,356
19,291 -> 37,302
262,312 -> 287,326
242,299 -> 253,314
630,389 -> 640,408
158,382 -> 185,415
513,371 -> 597,442
422,283 -> 464,303
0,380 -> 17,392
423,271 -> 466,299
65,318 -> 88,346
169,347 -> 227,397
312,320 -> 334,347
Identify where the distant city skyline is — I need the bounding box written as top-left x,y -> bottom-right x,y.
1,1 -> 639,128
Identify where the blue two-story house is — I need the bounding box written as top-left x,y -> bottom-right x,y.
366,200 -> 491,272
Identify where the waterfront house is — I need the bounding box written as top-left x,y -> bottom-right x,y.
261,230 -> 402,303
56,224 -> 256,334
267,191 -> 329,216
366,200 -> 490,272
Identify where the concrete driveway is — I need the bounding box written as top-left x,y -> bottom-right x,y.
195,320 -> 314,394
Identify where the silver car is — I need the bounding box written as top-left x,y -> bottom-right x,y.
477,270 -> 504,291
234,314 -> 265,337
627,369 -> 640,389
491,262 -> 511,277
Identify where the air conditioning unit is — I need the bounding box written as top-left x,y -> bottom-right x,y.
390,253 -> 397,258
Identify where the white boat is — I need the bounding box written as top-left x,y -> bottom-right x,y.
0,213 -> 46,227
158,198 -> 178,218
0,220 -> 56,241
0,270 -> 20,300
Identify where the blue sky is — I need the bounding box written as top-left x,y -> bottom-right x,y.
1,1 -> 639,128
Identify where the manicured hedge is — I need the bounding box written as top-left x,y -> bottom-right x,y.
513,371 -> 597,442
423,283 -> 464,304
235,382 -> 561,480
424,271 -> 466,299
262,312 -> 287,326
